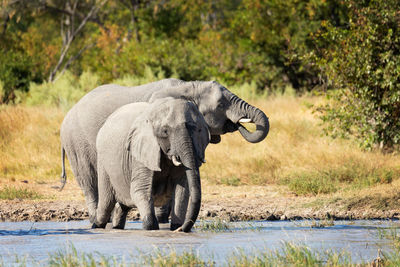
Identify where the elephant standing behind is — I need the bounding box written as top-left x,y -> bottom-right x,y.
60,79 -> 269,225
94,98 -> 209,232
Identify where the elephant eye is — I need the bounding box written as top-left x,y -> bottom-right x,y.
217,102 -> 224,109
158,126 -> 169,138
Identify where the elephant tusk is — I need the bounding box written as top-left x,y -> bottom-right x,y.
172,155 -> 182,166
239,118 -> 252,123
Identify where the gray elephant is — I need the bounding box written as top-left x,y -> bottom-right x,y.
93,98 -> 209,232
60,79 -> 269,225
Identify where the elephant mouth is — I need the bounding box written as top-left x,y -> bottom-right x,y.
223,117 -> 253,134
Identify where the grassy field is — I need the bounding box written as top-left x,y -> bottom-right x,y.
1,92 -> 400,210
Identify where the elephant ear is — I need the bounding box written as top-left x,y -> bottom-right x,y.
124,117 -> 161,172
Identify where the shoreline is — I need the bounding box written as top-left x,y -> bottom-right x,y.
1,199 -> 399,223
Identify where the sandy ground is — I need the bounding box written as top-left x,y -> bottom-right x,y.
1,179 -> 399,222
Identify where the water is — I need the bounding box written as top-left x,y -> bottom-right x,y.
0,220 -> 396,265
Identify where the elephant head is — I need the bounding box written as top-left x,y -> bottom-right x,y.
124,98 -> 210,232
149,81 -> 269,144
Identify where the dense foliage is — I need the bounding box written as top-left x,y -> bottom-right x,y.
312,0 -> 400,150
0,0 -> 346,102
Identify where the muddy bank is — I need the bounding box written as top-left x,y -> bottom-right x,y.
1,199 -> 399,222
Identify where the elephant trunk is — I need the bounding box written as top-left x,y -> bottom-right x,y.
228,92 -> 270,143
178,136 -> 201,233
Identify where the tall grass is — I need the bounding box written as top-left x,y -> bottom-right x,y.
0,105 -> 66,183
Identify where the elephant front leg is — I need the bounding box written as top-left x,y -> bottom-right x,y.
170,178 -> 189,231
131,168 -> 159,230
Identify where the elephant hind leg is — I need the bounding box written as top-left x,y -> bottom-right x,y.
112,203 -> 131,229
64,144 -> 98,223
155,203 -> 171,224
92,168 -> 115,229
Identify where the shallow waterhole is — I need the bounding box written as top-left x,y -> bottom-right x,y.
0,220 -> 397,264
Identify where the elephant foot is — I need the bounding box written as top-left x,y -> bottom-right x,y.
142,215 -> 159,230
155,203 -> 171,223
156,213 -> 169,224
170,223 -> 182,231
89,213 -> 96,224
91,222 -> 107,229
111,204 -> 129,229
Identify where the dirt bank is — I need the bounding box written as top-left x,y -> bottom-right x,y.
1,180 -> 399,222
1,197 -> 399,223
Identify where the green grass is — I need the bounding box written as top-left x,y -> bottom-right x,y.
282,172 -> 339,196
194,218 -> 231,232
137,249 -> 211,267
0,186 -> 43,200
228,243 -> 353,267
294,218 -> 335,229
219,176 -> 241,186
281,162 -> 397,196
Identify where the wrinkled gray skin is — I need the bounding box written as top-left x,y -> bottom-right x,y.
93,99 -> 209,232
60,79 -> 269,227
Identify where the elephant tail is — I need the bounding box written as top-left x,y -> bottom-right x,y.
53,146 -> 67,191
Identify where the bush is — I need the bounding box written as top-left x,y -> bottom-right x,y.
26,71 -> 100,110
0,51 -> 40,104
313,0 -> 400,150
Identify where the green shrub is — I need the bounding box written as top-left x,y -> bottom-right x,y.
26,71 -> 100,110
112,66 -> 168,87
313,0 -> 400,150
0,51 -> 40,104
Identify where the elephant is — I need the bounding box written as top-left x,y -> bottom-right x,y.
60,78 -> 269,226
93,98 -> 209,232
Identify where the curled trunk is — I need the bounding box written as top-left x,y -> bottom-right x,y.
228,92 -> 270,143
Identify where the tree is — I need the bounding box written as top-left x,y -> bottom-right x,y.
45,0 -> 108,82
313,0 -> 400,150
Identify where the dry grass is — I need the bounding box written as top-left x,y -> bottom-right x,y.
0,105 -> 68,182
0,105 -> 80,200
1,95 -> 400,200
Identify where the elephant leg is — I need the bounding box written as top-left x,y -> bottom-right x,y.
130,170 -> 159,230
92,168 -> 115,229
155,202 -> 171,223
111,203 -> 131,229
64,145 -> 98,223
84,187 -> 98,224
170,178 -> 189,231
